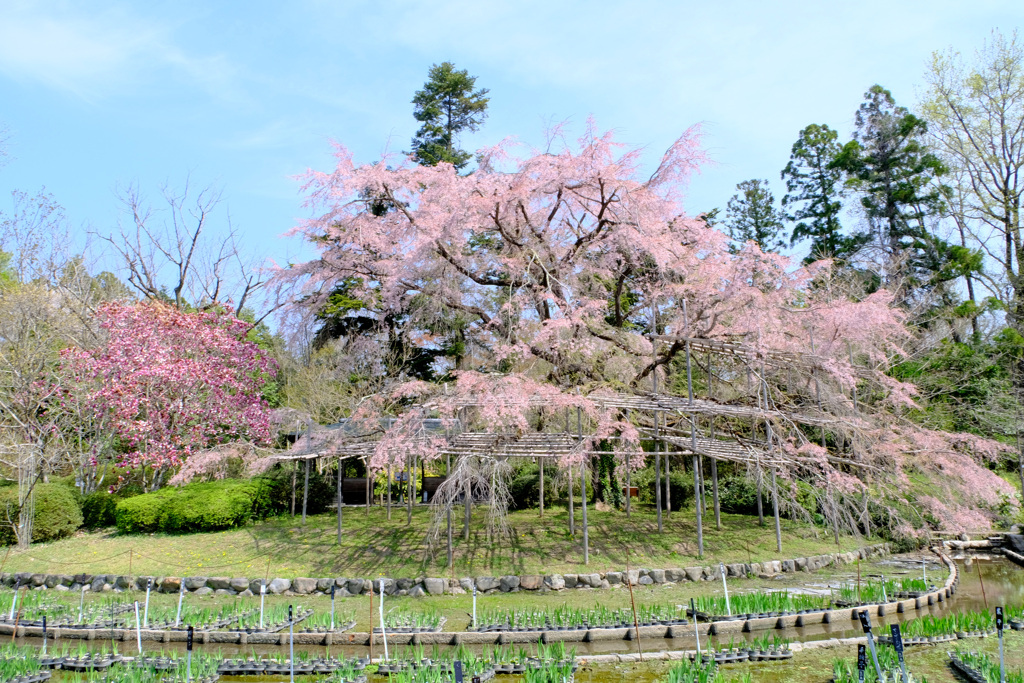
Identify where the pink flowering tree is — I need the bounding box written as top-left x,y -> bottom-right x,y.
58,301 -> 276,490
276,122 -> 1013,534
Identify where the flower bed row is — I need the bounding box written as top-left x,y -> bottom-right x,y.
949,650 -> 1024,683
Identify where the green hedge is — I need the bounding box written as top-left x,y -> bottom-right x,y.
0,483 -> 83,545
258,464 -> 336,516
82,491 -> 119,529
114,479 -> 274,534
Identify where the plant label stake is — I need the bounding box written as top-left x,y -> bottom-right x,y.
134,601 -> 142,654
8,579 -> 18,620
453,660 -> 464,683
259,581 -> 266,629
41,616 -> 46,656
379,579 -> 388,660
330,583 -> 336,631
175,579 -> 185,628
289,605 -> 295,683
890,623 -> 908,683
186,625 -> 193,683
144,578 -> 152,627
858,610 -> 883,683
857,644 -> 866,683
995,606 -> 1003,679
691,598 -> 701,657
78,585 -> 85,623
719,563 -> 731,616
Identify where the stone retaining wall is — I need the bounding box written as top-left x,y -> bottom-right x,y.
0,543 -> 891,599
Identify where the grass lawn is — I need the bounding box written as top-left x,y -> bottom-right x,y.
1,504 -> 872,578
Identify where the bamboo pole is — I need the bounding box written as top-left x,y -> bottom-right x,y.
692,416 -> 703,556
342,458 -> 350,544
579,407 -> 588,566
301,458 -> 310,525
655,411 -> 662,533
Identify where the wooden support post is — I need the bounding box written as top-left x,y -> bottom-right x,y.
664,450 -> 671,515
301,458 -> 310,525
581,464 -> 589,566
364,459 -> 370,516
406,453 -> 413,525
464,477 -> 472,541
685,339 -> 694,405
578,407 -> 588,564
386,463 -> 392,520
290,461 -> 297,517
446,506 -> 453,568
756,466 -> 764,527
694,453 -> 704,557
626,411 -> 633,518
342,458 -> 350,544
539,458 -> 545,517
698,455 -> 706,514
771,467 -> 782,553
654,411 -> 662,533
711,458 -> 721,530
707,352 -> 713,399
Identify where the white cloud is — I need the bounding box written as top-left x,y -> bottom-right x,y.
0,1 -> 236,101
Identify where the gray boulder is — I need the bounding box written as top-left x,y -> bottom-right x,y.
665,568 -> 685,583
316,578 -> 334,593
544,574 -> 565,590
500,575 -> 520,592
459,577 -> 475,592
649,569 -> 666,583
193,586 -> 213,596
519,575 -> 543,590
230,578 -> 250,592
347,579 -> 367,595
638,576 -> 653,585
396,578 -> 414,591
408,585 -> 426,598
476,576 -> 500,592
424,578 -> 446,595
267,578 -> 291,594
207,577 -> 231,591
563,574 -> 578,588
292,578 -> 318,594
184,576 -> 208,590
781,560 -> 796,573
605,572 -> 623,585
684,567 -> 703,582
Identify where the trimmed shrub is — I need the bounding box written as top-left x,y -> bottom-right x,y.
258,465 -> 335,516
0,483 -> 84,545
82,491 -> 119,529
508,465 -> 540,510
717,476 -> 760,515
115,479 -> 274,534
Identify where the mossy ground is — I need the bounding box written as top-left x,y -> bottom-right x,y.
1,504 -> 871,578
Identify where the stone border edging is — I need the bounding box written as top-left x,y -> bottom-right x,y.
0,543 -> 892,599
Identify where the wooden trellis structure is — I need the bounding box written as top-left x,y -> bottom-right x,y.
277,332 -> 872,566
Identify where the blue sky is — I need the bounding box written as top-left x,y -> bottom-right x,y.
1,0 -> 1021,269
